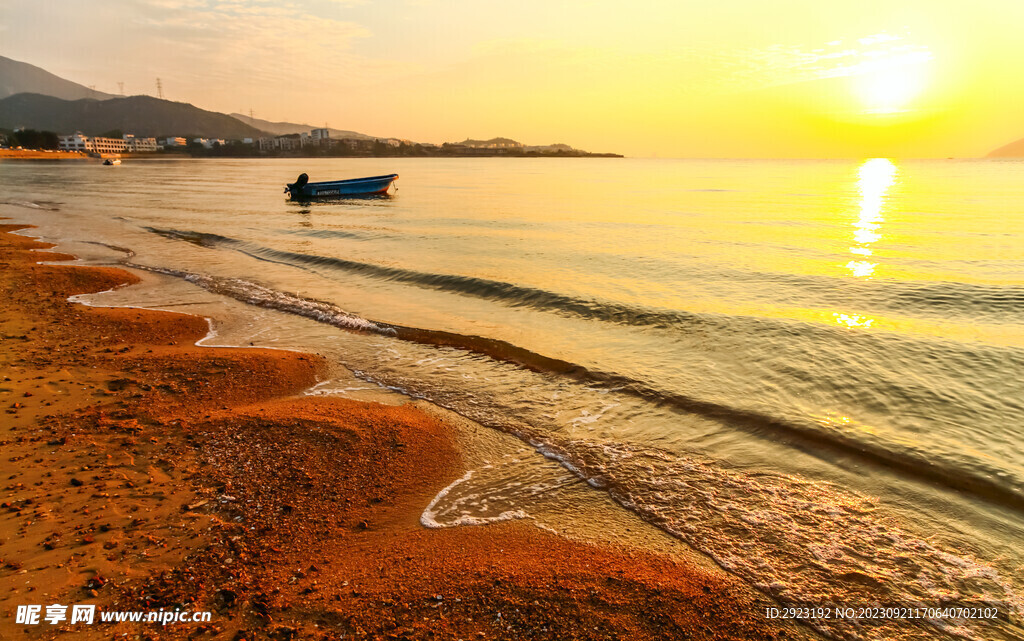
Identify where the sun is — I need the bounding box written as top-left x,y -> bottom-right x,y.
853,64 -> 929,115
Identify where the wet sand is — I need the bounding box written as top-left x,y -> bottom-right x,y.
0,222 -> 812,640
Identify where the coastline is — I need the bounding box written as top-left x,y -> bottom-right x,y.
0,150 -> 89,160
0,221 -> 810,640
0,148 -> 622,161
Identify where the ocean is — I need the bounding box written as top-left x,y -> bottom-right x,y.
2,157 -> 1022,640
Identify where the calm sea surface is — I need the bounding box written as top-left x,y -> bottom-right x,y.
3,157 -> 1023,640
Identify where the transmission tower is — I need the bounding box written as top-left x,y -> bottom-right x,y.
155,78 -> 164,100
118,82 -> 124,95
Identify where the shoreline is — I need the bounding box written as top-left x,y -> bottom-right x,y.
0,150 -> 90,160
0,149 -> 622,160
0,221 -> 810,640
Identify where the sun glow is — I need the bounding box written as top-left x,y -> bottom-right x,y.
853,64 -> 930,115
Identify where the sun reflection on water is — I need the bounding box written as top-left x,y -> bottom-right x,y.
846,158 -> 895,279
832,158 -> 896,329
832,312 -> 875,328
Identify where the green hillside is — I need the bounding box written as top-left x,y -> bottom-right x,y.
0,93 -> 265,139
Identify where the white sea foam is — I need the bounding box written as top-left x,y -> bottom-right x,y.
302,379 -> 379,398
419,454 -> 590,531
421,470 -> 531,528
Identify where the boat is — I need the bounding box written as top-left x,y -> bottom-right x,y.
284,173 -> 398,199
102,158 -> 121,165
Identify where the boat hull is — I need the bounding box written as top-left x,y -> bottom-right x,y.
286,174 -> 398,199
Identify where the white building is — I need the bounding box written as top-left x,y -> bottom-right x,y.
162,137 -> 187,147
191,138 -> 225,149
58,133 -> 129,154
122,134 -> 158,152
58,133 -> 89,152
311,128 -> 330,144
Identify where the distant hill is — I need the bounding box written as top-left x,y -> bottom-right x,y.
525,143 -> 575,152
455,138 -> 578,152
0,55 -> 115,101
458,137 -> 523,148
0,93 -> 264,139
230,113 -> 376,140
987,137 -> 1024,158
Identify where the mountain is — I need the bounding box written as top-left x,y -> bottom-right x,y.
987,137 -> 1024,158
230,113 -> 376,140
0,93 -> 264,139
0,55 -> 115,101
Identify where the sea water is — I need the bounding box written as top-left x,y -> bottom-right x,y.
3,157 -> 1022,640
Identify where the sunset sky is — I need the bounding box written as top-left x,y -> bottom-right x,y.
2,0 -> 1023,157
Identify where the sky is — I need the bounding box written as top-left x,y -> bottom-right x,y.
2,0 -> 1023,157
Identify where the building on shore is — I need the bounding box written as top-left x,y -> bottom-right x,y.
335,138 -> 376,152
258,134 -> 305,152
59,132 -> 162,154
162,137 -> 187,148
192,138 -> 226,149
122,134 -> 158,152
58,133 -> 128,154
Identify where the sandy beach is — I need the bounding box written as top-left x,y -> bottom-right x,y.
0,221 -> 812,640
0,150 -> 89,160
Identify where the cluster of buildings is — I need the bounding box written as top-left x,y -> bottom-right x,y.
57,133 -> 239,154
58,133 -> 159,154
256,128 -> 421,153
160,137 -> 231,149
50,130 -> 576,157
54,128 -> 419,155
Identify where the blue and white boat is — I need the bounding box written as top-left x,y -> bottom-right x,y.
284,173 -> 398,199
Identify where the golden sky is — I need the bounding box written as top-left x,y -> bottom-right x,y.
3,0 -> 1023,157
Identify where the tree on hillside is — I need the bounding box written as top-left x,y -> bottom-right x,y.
11,129 -> 59,149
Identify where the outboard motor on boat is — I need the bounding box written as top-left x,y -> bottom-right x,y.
285,173 -> 309,195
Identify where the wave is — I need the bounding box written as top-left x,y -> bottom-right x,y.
767,272 -> 1024,317
284,228 -> 390,241
145,228 -> 1024,336
121,250 -> 1024,514
533,438 -> 1024,641
0,199 -> 61,211
83,240 -> 137,257
143,226 -> 709,330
